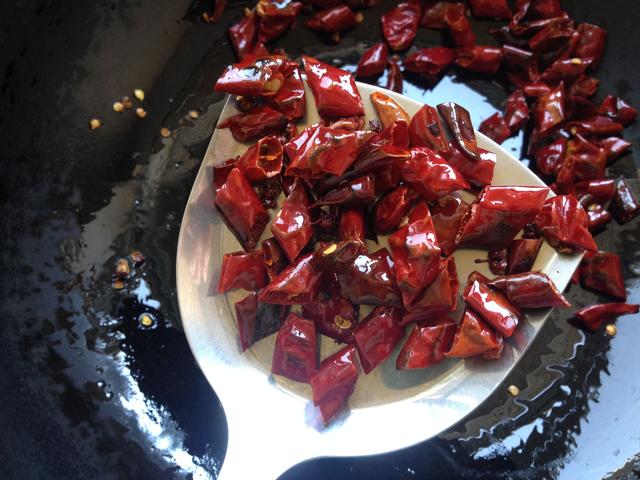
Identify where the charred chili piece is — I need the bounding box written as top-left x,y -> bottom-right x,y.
506,238 -> 542,274
455,46 -> 504,75
356,43 -> 388,77
445,308 -> 503,359
437,102 -> 480,161
235,292 -> 288,351
469,0 -> 512,19
302,297 -> 359,344
307,5 -> 361,42
236,135 -> 283,182
396,316 -> 457,370
215,168 -> 270,251
408,104 -> 451,154
259,252 -> 322,304
610,176 -> 640,223
598,95 -> 638,127
574,303 -> 639,332
354,306 -> 404,374
370,92 -> 410,128
271,179 -> 313,262
386,58 -> 403,93
271,314 -> 318,382
533,82 -> 565,135
504,89 -> 529,133
215,55 -> 286,97
580,251 -> 626,300
313,174 -> 376,207
401,148 -> 470,201
381,2 -> 421,51
218,250 -> 268,293
338,247 -> 401,306
261,237 -> 288,280
403,47 -> 455,79
403,257 -> 458,324
445,3 -> 476,47
431,195 -> 470,256
374,185 -> 419,234
218,106 -> 287,142
534,137 -> 566,177
310,345 -> 359,424
479,112 -> 511,144
444,146 -> 496,188
488,271 -> 571,308
256,0 -> 304,43
338,205 -> 366,243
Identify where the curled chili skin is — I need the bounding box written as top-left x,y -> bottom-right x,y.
338,205 -> 366,243
534,137 -> 566,177
374,185 -> 419,234
456,185 -> 550,250
235,292 -> 288,351
401,147 -> 470,201
261,237 -> 288,280
370,92 -> 410,128
469,0 -> 512,19
403,47 -> 455,78
454,46 -> 504,75
215,55 -> 288,97
215,168 -> 270,251
504,89 -> 529,133
431,195 -> 470,256
385,59 -> 403,93
313,174 -> 376,207
409,104 -> 451,154
506,238 -> 542,274
310,345 -> 359,425
445,308 -> 503,359
307,5 -> 360,40
396,316 -> 457,370
574,303 -> 639,332
302,297 -> 359,344
437,102 -> 480,161
271,179 -> 313,262
218,106 -> 287,142
444,146 -> 496,188
381,2 -> 421,51
354,306 -> 404,374
271,314 -> 318,383
533,82 -> 565,135
302,55 -> 365,118
598,95 -> 638,127
236,135 -> 283,182
218,250 -> 268,293
488,271 -> 571,309
580,251 -> 626,300
479,112 -> 511,144
356,43 -> 388,77
534,194 -> 598,253
610,176 -> 640,224
259,252 -> 322,304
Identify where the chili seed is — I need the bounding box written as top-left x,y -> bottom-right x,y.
334,315 -> 352,330
606,324 -> 617,336
507,385 -> 520,396
129,250 -> 145,265
136,108 -> 147,118
121,96 -> 133,110
112,278 -> 125,290
115,258 -> 131,277
89,118 -> 101,130
188,110 -> 199,119
323,244 -> 337,255
139,312 -> 155,328
570,57 -> 583,65
160,127 -> 171,138
113,101 -> 124,113
134,89 -> 145,101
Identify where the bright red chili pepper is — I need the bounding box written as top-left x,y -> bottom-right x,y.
302,55 -> 365,118
403,47 -> 455,79
235,135 -> 283,182
469,0 -> 512,19
267,66 -> 306,120
271,313 -> 318,382
348,122 -> 410,178
271,179 -> 313,262
479,112 -> 511,144
534,137 -> 566,177
456,185 -> 549,249
569,74 -> 599,98
610,176 -> 640,224
401,148 -> 470,201
213,157 -> 238,190
580,251 -> 626,300
567,115 -> 624,137
455,46 -> 504,74
302,297 -> 359,344
338,205 -> 366,243
506,238 -> 542,274
396,316 -> 457,370
596,137 -> 632,163
437,102 -> 480,161
534,194 -> 598,253
421,2 -> 464,29
403,257 -> 459,324
444,146 -> 496,188
574,303 -> 639,332
310,345 -> 359,424
354,306 -> 404,374
338,247 -> 401,306
381,2 -> 421,51
307,5 -> 361,42
504,89 -> 529,132
572,23 -> 607,68
261,237 -> 288,280
445,3 -> 476,47
218,106 -> 287,142
256,0 -> 304,43
326,115 -> 367,131
218,250 -> 268,293
235,292 -> 288,351
572,179 -> 615,204
215,55 -> 287,97
598,95 -> 638,127
386,58 -> 403,93
445,308 -> 503,359
215,168 -> 270,251
370,91 -> 410,128
229,11 -> 260,59
488,271 -> 571,308
314,174 -> 375,207
533,82 -> 565,134
408,104 -> 451,154
565,134 -> 607,182
259,252 -> 322,304
356,43 -> 388,77
431,195 -> 470,256
374,185 -> 419,234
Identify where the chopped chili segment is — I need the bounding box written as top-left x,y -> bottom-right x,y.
401,147 -> 470,201
386,58 -> 403,93
506,238 -> 542,274
504,89 -> 529,133
381,2 -> 421,51
236,135 -> 283,182
259,253 -> 322,304
271,179 -> 313,261
403,47 -> 455,79
271,313 -> 318,382
437,102 -> 480,161
307,5 -> 361,42
215,55 -> 287,97
408,104 -> 451,154
354,306 -> 404,374
598,95 -> 638,127
218,250 -> 268,293
430,195 -> 470,256
580,251 -> 626,300
356,43 -> 388,77
218,106 -> 287,142
455,46 -> 504,75
302,297 -> 359,344
396,316 -> 457,370
469,0 -> 511,19
445,308 -> 503,359
610,176 -> 640,224
488,271 -> 571,308
374,185 -> 419,234
235,292 -> 288,351
479,112 -> 511,144
574,303 -> 639,332
370,92 -> 410,128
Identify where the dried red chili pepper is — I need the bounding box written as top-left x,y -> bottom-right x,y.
396,316 -> 457,370
572,179 -> 615,205
506,238 -> 542,274
488,271 -> 571,308
539,57 -> 587,86
307,5 -> 361,42
534,137 -> 565,177
213,157 -> 238,190
218,250 -> 268,293
403,257 -> 458,324
504,89 -> 529,133
235,292 -> 288,351
403,47 -> 455,79
401,148 -> 469,201
445,308 -> 503,359
456,185 -> 549,249
381,2 -> 421,51
356,43 -> 388,77
534,194 -> 598,253
354,306 -> 404,374
309,0 -> 341,7
215,168 -> 270,251
444,146 -> 496,188
529,0 -> 563,19
338,247 -> 401,306
338,205 -> 366,243
565,134 -> 606,182
261,237 -> 288,280
218,106 -> 287,142
235,135 -> 283,182
271,179 -> 313,262
431,195 -> 470,256
302,297 -> 359,344
610,176 -> 640,224
479,112 -> 511,144
485,249 -> 507,275
386,59 -> 403,93
598,95 -> 638,127
271,313 -> 318,382
528,19 -> 574,54
596,137 -> 632,163
310,345 -> 359,424
422,2 -> 463,29
370,92 -> 410,128
445,3 -> 476,47
580,251 -> 626,300
374,185 -> 419,234
259,252 -> 322,304
315,239 -> 367,271
567,116 -> 624,137
229,11 -> 260,59
314,174 -> 375,207
267,67 -> 306,120
455,46 -> 504,75
574,303 -> 639,332
408,104 -> 450,154
256,0 -> 303,43
469,0 -> 511,19
523,81 -> 551,98
302,55 -> 364,118
533,82 -> 565,134
215,55 -> 286,97
572,23 -> 607,68
437,102 -> 480,161
569,74 -> 599,98
584,202 -> 612,232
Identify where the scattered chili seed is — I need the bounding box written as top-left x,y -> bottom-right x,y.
138,312 -> 156,328
115,258 -> 131,277
507,385 -> 520,396
121,96 -> 133,109
89,118 -> 101,130
160,127 -> 171,138
322,243 -> 337,255
605,324 -> 617,336
112,278 -> 125,290
136,108 -> 147,118
188,110 -> 199,119
129,250 -> 145,265
570,58 -> 583,65
134,89 -> 145,101
113,101 -> 124,113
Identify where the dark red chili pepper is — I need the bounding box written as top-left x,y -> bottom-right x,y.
534,137 -> 565,177
229,11 -> 260,59
314,174 -> 375,207
456,186 -> 549,249
596,137 -> 632,163
307,5 -> 361,42
309,0 -> 341,7
506,238 -> 542,274
445,3 -> 476,47
370,92 -> 410,128
354,306 -> 404,374
267,67 -> 306,120
257,0 -> 303,42
373,162 -> 403,194
569,74 -> 599,98
235,292 -> 288,351
271,179 -> 313,262
310,345 -> 359,424
408,104 -> 450,154
302,55 -> 364,118
529,0 -> 563,19
493,28 -> 530,49
213,157 -> 238,190
261,237 -> 288,280
455,46 -> 504,75
437,102 -> 480,161
348,122 -> 410,179
488,271 -> 571,309
524,81 -> 552,98
338,205 -> 366,243
610,176 -> 640,224
356,43 -> 388,77
574,303 -> 639,332
567,116 -> 624,137
431,195 -> 470,256
218,250 -> 268,293
302,297 -> 359,344
403,47 -> 455,79
374,185 -> 419,234
598,95 -> 637,127
444,146 -> 496,188
565,134 -> 606,182
585,202 -> 613,232
218,106 -> 287,142
534,194 -> 598,253
533,82 -> 565,134
421,2 -> 464,29
539,58 -> 587,86
235,135 -> 283,182
271,313 -> 318,382
572,179 -> 615,204
572,23 -> 607,68
396,316 -> 457,370
315,239 -> 367,272
445,308 -> 503,359
504,89 -> 529,133
403,257 -> 458,324
565,94 -> 598,120
338,247 -> 401,306
215,55 -> 286,97
381,2 -> 421,51
479,112 -> 511,144
345,0 -> 380,6
327,116 -> 366,131
401,148 -> 469,201
215,168 -> 270,251
259,252 -> 322,304
486,249 -> 507,275
385,59 -> 403,93
580,251 -> 626,300
528,20 -> 574,54
469,0 -> 511,19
